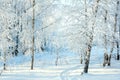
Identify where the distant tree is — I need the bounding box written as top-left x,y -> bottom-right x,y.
103,8 -> 111,66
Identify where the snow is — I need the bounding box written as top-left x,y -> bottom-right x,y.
0,47 -> 120,80
0,0 -> 120,80
0,62 -> 120,80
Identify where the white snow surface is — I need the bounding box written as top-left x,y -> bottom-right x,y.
0,47 -> 120,80
0,60 -> 120,80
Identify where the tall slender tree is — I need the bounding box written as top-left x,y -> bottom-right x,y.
116,1 -> 119,60
83,0 -> 100,73
31,0 -> 35,70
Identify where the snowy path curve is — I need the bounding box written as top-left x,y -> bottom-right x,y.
60,65 -> 83,80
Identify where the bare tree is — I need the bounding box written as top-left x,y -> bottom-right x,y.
3,50 -> 6,70
119,1 -> 120,60
103,9 -> 112,66
116,1 -> 120,60
31,0 -> 35,70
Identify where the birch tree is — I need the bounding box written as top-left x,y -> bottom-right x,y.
115,1 -> 120,60
83,0 -> 100,73
31,0 -> 35,70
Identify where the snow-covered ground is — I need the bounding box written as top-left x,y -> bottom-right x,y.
0,47 -> 120,80
0,60 -> 120,80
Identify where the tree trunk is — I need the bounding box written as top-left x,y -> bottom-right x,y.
108,54 -> 111,66
80,53 -> 83,64
119,1 -> 120,60
31,0 -> 35,70
3,51 -> 6,70
103,53 -> 111,67
55,56 -> 58,66
15,32 -> 19,56
116,1 -> 120,60
103,34 -> 112,66
84,44 -> 92,73
83,0 -> 89,73
116,41 -> 119,60
115,1 -> 119,60
55,51 -> 59,66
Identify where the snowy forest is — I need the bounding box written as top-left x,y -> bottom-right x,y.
0,0 -> 120,80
